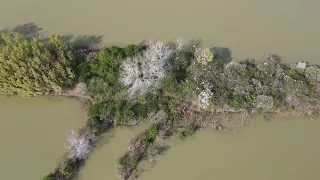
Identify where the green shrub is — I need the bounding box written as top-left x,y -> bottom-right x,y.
77,62 -> 94,84
179,125 -> 197,139
160,73 -> 180,96
87,77 -> 108,94
168,52 -> 192,82
241,59 -> 257,78
87,117 -> 103,132
118,156 -> 127,166
167,99 -> 180,121
124,44 -> 141,57
147,124 -> 158,139
245,94 -> 255,107
209,95 -> 216,105
287,69 -> 307,82
87,103 -> 102,118
178,78 -> 199,99
133,103 -> 148,118
257,107 -> 263,114
142,124 -> 158,147
59,167 -> 70,175
145,91 -> 162,112
230,95 -> 244,110
118,155 -> 137,169
0,33 -> 75,97
131,93 -> 148,118
88,46 -> 126,85
103,46 -> 126,60
273,97 -> 284,108
157,96 -> 180,122
114,100 -> 135,124
43,173 -> 55,180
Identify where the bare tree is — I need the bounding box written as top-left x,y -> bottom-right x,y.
66,130 -> 96,160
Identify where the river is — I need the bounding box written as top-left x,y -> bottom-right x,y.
0,0 -> 319,179
139,116 -> 320,180
0,0 -> 319,63
0,96 -> 86,180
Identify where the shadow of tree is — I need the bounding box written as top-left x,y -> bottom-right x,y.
62,34 -> 103,49
0,23 -> 103,49
211,47 -> 232,65
0,22 -> 43,38
185,39 -> 203,50
182,40 -> 232,65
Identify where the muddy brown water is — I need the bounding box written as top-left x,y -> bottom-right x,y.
0,0 -> 320,179
139,116 -> 320,180
0,0 -> 319,63
0,96 -> 86,180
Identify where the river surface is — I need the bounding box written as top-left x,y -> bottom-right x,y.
75,126 -> 146,180
0,0 -> 319,63
0,96 -> 86,180
0,0 -> 320,180
139,116 -> 320,180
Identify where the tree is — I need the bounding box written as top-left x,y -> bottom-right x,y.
0,33 -> 75,97
120,40 -> 173,97
305,65 -> 320,82
223,62 -> 248,95
194,48 -> 214,65
198,89 -> 213,109
255,95 -> 273,110
66,130 -> 96,161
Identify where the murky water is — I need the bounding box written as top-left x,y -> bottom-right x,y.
0,96 -> 86,180
0,0 -> 319,179
0,0 -> 319,63
140,116 -> 320,180
76,126 -> 146,180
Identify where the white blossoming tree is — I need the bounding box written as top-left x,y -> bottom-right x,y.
66,130 -> 96,161
296,62 -> 307,69
198,89 -> 213,109
120,40 -> 173,97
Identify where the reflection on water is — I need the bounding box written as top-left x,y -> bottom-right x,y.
0,0 -> 319,63
139,116 -> 320,180
0,96 -> 85,180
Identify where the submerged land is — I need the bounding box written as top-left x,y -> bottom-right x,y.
0,31 -> 318,180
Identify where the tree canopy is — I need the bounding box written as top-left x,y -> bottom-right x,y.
0,33 -> 75,97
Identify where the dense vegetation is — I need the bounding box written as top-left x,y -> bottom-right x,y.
49,35 -> 319,179
0,34 -> 75,97
0,32 -> 317,180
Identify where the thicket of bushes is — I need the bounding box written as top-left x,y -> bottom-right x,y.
0,33 -> 75,97
4,33 -> 317,180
